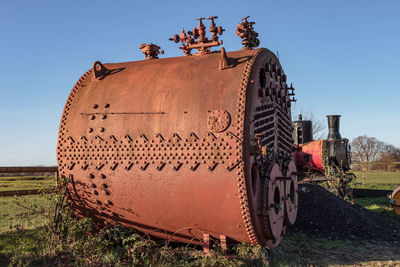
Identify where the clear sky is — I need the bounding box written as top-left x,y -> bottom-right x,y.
0,0 -> 399,166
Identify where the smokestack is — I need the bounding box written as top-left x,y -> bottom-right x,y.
292,114 -> 313,145
327,115 -> 342,140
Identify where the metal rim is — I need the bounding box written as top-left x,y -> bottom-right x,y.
267,164 -> 284,240
284,160 -> 298,225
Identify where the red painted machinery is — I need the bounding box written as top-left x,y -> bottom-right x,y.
57,17 -> 298,248
293,115 -> 351,176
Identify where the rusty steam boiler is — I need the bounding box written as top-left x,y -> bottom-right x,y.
57,16 -> 298,248
389,185 -> 400,215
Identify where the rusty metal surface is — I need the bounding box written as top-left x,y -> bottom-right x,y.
389,185 -> 400,215
57,45 -> 297,247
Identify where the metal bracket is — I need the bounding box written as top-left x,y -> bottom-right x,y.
67,163 -> 75,170
173,162 -> 183,171
190,162 -> 200,171
110,162 -> 119,171
92,61 -> 109,80
219,47 -> 235,70
156,162 -> 166,171
96,163 -> 105,170
81,164 -> 89,170
140,162 -> 149,171
124,135 -> 133,142
125,162 -> 134,170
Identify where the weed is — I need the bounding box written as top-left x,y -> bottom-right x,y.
1,175 -> 399,266
1,180 -> 276,266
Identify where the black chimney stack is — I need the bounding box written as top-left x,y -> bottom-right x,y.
292,114 -> 313,145
327,115 -> 342,140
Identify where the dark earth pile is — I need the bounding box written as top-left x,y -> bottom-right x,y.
289,184 -> 400,241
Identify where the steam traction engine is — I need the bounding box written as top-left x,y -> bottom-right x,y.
293,115 -> 353,198
57,17 -> 298,249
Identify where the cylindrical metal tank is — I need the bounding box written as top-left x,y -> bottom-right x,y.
300,140 -> 325,171
57,47 -> 297,248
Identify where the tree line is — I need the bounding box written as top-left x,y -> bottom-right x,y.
351,135 -> 400,171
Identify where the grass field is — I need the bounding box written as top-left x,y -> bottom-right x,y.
279,232 -> 400,266
351,171 -> 400,190
0,175 -> 56,233
1,226 -> 398,266
0,194 -> 54,233
355,197 -> 395,216
0,175 -> 56,192
0,172 -> 398,265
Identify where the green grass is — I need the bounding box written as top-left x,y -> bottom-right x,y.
355,196 -> 395,216
1,228 -> 399,267
277,232 -> 400,266
0,194 -> 397,266
0,230 -> 38,260
0,194 -> 55,233
0,175 -> 56,192
351,171 -> 400,190
0,175 -> 398,266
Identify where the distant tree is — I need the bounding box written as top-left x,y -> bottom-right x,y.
381,144 -> 400,161
377,144 -> 400,170
292,109 -> 326,140
351,135 -> 385,163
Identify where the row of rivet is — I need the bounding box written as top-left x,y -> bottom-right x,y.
236,49 -> 264,244
59,132 -> 240,172
57,69 -> 92,181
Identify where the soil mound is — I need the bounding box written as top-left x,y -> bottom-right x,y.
289,184 -> 400,241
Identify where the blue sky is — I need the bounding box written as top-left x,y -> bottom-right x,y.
0,0 -> 399,166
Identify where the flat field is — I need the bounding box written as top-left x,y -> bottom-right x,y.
0,172 -> 398,266
351,171 -> 400,190
0,175 -> 56,192
0,175 -> 56,233
0,194 -> 54,233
